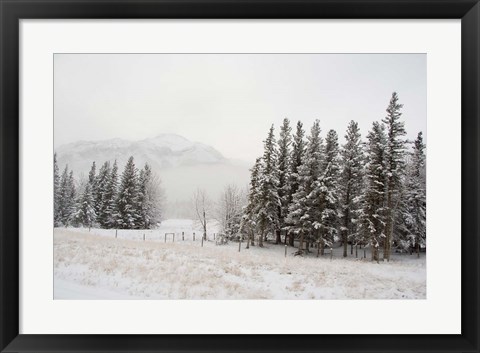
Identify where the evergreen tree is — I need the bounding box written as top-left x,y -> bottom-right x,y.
285,121 -> 306,246
104,160 -> 119,228
402,132 -> 426,257
339,121 -> 364,257
382,92 -> 407,261
57,166 -> 77,226
287,120 -> 323,255
136,163 -> 157,229
88,161 -> 97,196
116,156 -> 138,229
358,122 -> 387,262
95,161 -> 111,227
72,182 -> 96,228
255,125 -> 280,247
57,165 -> 70,226
276,118 -> 292,244
54,153 -> 61,227
313,129 -> 340,254
241,157 -> 263,247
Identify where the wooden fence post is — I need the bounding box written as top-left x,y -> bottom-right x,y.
285,244 -> 287,258
143,233 -> 145,241
165,234 -> 167,243
115,229 -> 118,239
173,233 -> 175,242
193,232 -> 195,241
182,232 -> 184,241
238,240 -> 241,252
201,236 -> 204,247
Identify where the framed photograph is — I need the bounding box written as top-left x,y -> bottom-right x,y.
1,0 -> 478,352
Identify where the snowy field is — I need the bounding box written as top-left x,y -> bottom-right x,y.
54,220 -> 426,300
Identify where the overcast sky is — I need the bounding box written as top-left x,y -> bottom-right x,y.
54,53 -> 426,163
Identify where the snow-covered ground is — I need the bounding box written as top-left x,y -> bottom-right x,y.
54,220 -> 426,300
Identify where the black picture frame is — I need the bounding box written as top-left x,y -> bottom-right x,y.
1,1 -> 478,352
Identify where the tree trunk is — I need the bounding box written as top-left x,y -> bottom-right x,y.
203,210 -> 207,240
289,232 -> 294,246
275,229 -> 281,244
372,246 -> 378,262
320,241 -> 324,256
416,241 -> 420,258
343,232 -> 348,257
258,229 -> 264,247
350,242 -> 353,255
298,231 -> 304,254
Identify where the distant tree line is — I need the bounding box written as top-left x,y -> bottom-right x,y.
239,92 -> 426,261
54,156 -> 163,229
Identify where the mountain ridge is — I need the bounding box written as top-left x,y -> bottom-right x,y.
55,134 -> 251,216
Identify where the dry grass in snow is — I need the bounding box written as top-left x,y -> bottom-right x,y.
54,227 -> 426,300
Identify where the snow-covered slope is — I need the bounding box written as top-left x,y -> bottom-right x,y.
56,134 -> 226,172
55,134 -> 251,211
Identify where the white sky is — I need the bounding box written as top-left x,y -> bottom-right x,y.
54,53 -> 426,163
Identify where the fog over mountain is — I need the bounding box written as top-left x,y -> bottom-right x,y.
55,134 -> 251,217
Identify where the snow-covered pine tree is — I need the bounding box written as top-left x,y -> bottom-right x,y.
403,132 -> 426,257
54,153 -> 61,227
116,156 -> 138,229
136,167 -> 147,229
136,163 -> 156,229
358,121 -> 387,262
57,165 -> 70,226
145,168 -> 164,228
241,157 -> 263,247
287,120 -> 323,255
339,121 -> 364,257
95,161 -> 111,227
255,125 -> 280,247
276,118 -> 292,244
72,182 -> 96,229
88,162 -> 98,214
312,129 -> 340,255
65,170 -> 77,226
104,160 -> 119,229
285,121 -> 306,246
382,92 -> 407,261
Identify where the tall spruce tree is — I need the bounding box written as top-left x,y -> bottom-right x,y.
58,165 -> 70,226
116,156 -> 138,229
285,121 -> 306,246
72,182 -> 96,228
241,157 -> 263,247
136,163 -> 155,229
255,125 -> 280,247
313,129 -> 340,255
403,132 -> 426,257
95,161 -> 111,227
65,170 -> 77,226
359,122 -> 387,262
88,161 -> 98,207
104,160 -> 119,228
287,120 -> 323,255
54,153 -> 61,227
276,118 -> 292,244
339,121 -> 364,257
382,92 -> 407,261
